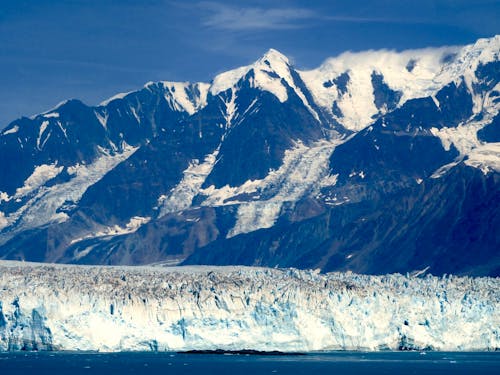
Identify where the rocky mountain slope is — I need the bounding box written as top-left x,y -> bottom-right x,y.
0,36 -> 499,276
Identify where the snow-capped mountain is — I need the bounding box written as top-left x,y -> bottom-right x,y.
1,261 -> 498,352
0,36 -> 499,275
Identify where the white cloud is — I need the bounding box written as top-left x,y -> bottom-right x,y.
200,2 -> 318,31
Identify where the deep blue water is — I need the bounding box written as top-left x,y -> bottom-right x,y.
0,351 -> 498,374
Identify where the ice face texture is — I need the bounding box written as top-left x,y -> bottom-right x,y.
0,261 -> 498,352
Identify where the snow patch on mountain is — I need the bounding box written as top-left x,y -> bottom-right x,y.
158,148 -> 220,217
160,82 -> 210,115
0,193 -> 8,204
0,164 -> 63,204
430,124 -> 482,154
2,125 -> 19,135
15,164 -> 63,198
227,145 -> 334,237
211,140 -> 342,237
35,100 -> 69,118
43,112 -> 60,119
221,88 -> 238,128
0,262 -> 498,352
319,173 -> 339,187
229,200 -> 284,237
36,120 -> 50,150
0,144 -> 138,243
70,216 -> 151,248
99,91 -> 134,106
0,212 -> 7,231
465,142 -> 500,173
430,161 -> 461,179
94,110 -> 108,130
211,66 -> 251,96
430,81 -> 500,174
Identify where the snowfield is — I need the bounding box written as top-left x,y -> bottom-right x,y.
0,261 -> 498,352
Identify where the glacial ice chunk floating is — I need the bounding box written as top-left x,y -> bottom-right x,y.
0,261 -> 498,352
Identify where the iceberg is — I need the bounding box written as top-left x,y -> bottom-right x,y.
0,261 -> 498,352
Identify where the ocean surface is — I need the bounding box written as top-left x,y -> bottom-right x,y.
0,351 -> 498,374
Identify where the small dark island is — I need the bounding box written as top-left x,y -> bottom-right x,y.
178,349 -> 306,356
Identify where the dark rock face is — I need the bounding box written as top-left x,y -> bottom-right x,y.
185,165 -> 499,277
323,72 -> 350,94
478,113 -> 500,142
371,72 -> 402,112
0,39 -> 499,276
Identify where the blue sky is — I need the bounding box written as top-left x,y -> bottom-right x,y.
1,0 -> 499,127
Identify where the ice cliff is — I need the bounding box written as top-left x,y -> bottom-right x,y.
0,261 -> 498,352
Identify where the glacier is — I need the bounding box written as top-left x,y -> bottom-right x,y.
0,144 -> 138,245
0,261 -> 498,352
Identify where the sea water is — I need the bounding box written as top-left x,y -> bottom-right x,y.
0,351 -> 498,374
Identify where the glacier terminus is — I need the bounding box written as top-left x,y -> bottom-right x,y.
0,261 -> 498,352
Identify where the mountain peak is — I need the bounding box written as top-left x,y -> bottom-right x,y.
258,48 -> 290,66
210,48 -> 295,99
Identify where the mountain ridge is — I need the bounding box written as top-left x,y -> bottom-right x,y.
0,36 -> 499,275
